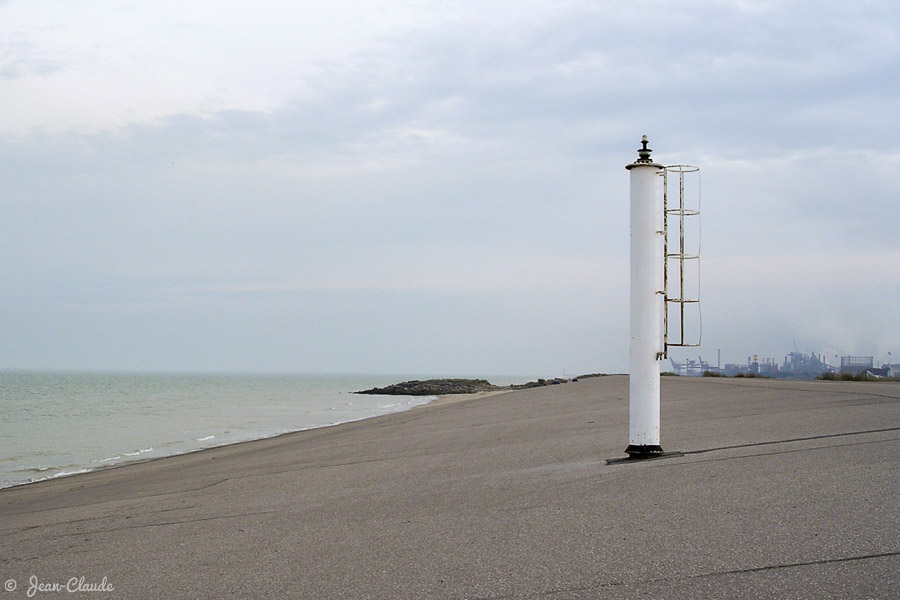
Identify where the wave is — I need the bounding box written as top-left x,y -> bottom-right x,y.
123,447 -> 154,457
51,468 -> 91,479
0,464 -> 96,489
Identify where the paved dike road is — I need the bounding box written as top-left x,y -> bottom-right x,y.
2,376 -> 898,599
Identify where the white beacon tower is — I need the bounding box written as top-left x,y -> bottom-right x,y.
625,136 -> 665,458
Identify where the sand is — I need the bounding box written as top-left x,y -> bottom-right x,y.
2,376 -> 898,599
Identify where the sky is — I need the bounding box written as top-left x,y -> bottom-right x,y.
1,0 -> 898,376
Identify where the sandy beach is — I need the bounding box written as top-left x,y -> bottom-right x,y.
2,376 -> 898,599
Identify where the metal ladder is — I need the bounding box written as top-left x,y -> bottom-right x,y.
663,165 -> 701,358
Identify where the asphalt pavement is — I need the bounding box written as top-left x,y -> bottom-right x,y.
2,375 -> 898,599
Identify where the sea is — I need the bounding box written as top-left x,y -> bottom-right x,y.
0,371 -> 526,490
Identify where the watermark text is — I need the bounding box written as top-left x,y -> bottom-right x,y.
3,576 -> 113,597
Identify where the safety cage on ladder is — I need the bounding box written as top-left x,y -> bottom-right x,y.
662,164 -> 701,358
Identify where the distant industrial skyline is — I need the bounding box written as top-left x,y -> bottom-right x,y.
2,1 -> 898,376
671,346 -> 897,371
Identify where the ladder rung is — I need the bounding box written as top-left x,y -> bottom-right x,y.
665,208 -> 699,216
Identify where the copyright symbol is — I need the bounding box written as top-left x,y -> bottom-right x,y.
3,579 -> 15,592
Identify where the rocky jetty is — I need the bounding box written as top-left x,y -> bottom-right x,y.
355,379 -> 502,396
355,375 -> 607,396
509,377 -> 568,389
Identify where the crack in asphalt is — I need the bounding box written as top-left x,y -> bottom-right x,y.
478,550 -> 900,599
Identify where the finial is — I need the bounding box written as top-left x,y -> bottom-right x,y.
625,134 -> 660,169
636,135 -> 652,162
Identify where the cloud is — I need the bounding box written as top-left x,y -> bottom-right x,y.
1,0 -> 898,373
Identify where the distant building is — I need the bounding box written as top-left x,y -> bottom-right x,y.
780,352 -> 830,378
720,354 -> 778,377
840,356 -> 874,375
720,351 -> 832,379
861,367 -> 890,380
685,351 -> 889,380
757,357 -> 780,376
723,363 -> 748,377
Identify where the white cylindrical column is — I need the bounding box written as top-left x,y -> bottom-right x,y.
625,136 -> 664,457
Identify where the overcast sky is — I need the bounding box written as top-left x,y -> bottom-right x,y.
2,0 -> 898,376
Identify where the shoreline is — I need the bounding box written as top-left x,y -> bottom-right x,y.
0,389 -> 510,492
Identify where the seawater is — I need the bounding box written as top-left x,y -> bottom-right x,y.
0,371 -> 439,489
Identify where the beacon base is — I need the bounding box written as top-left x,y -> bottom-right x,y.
625,444 -> 665,458
606,447 -> 683,465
